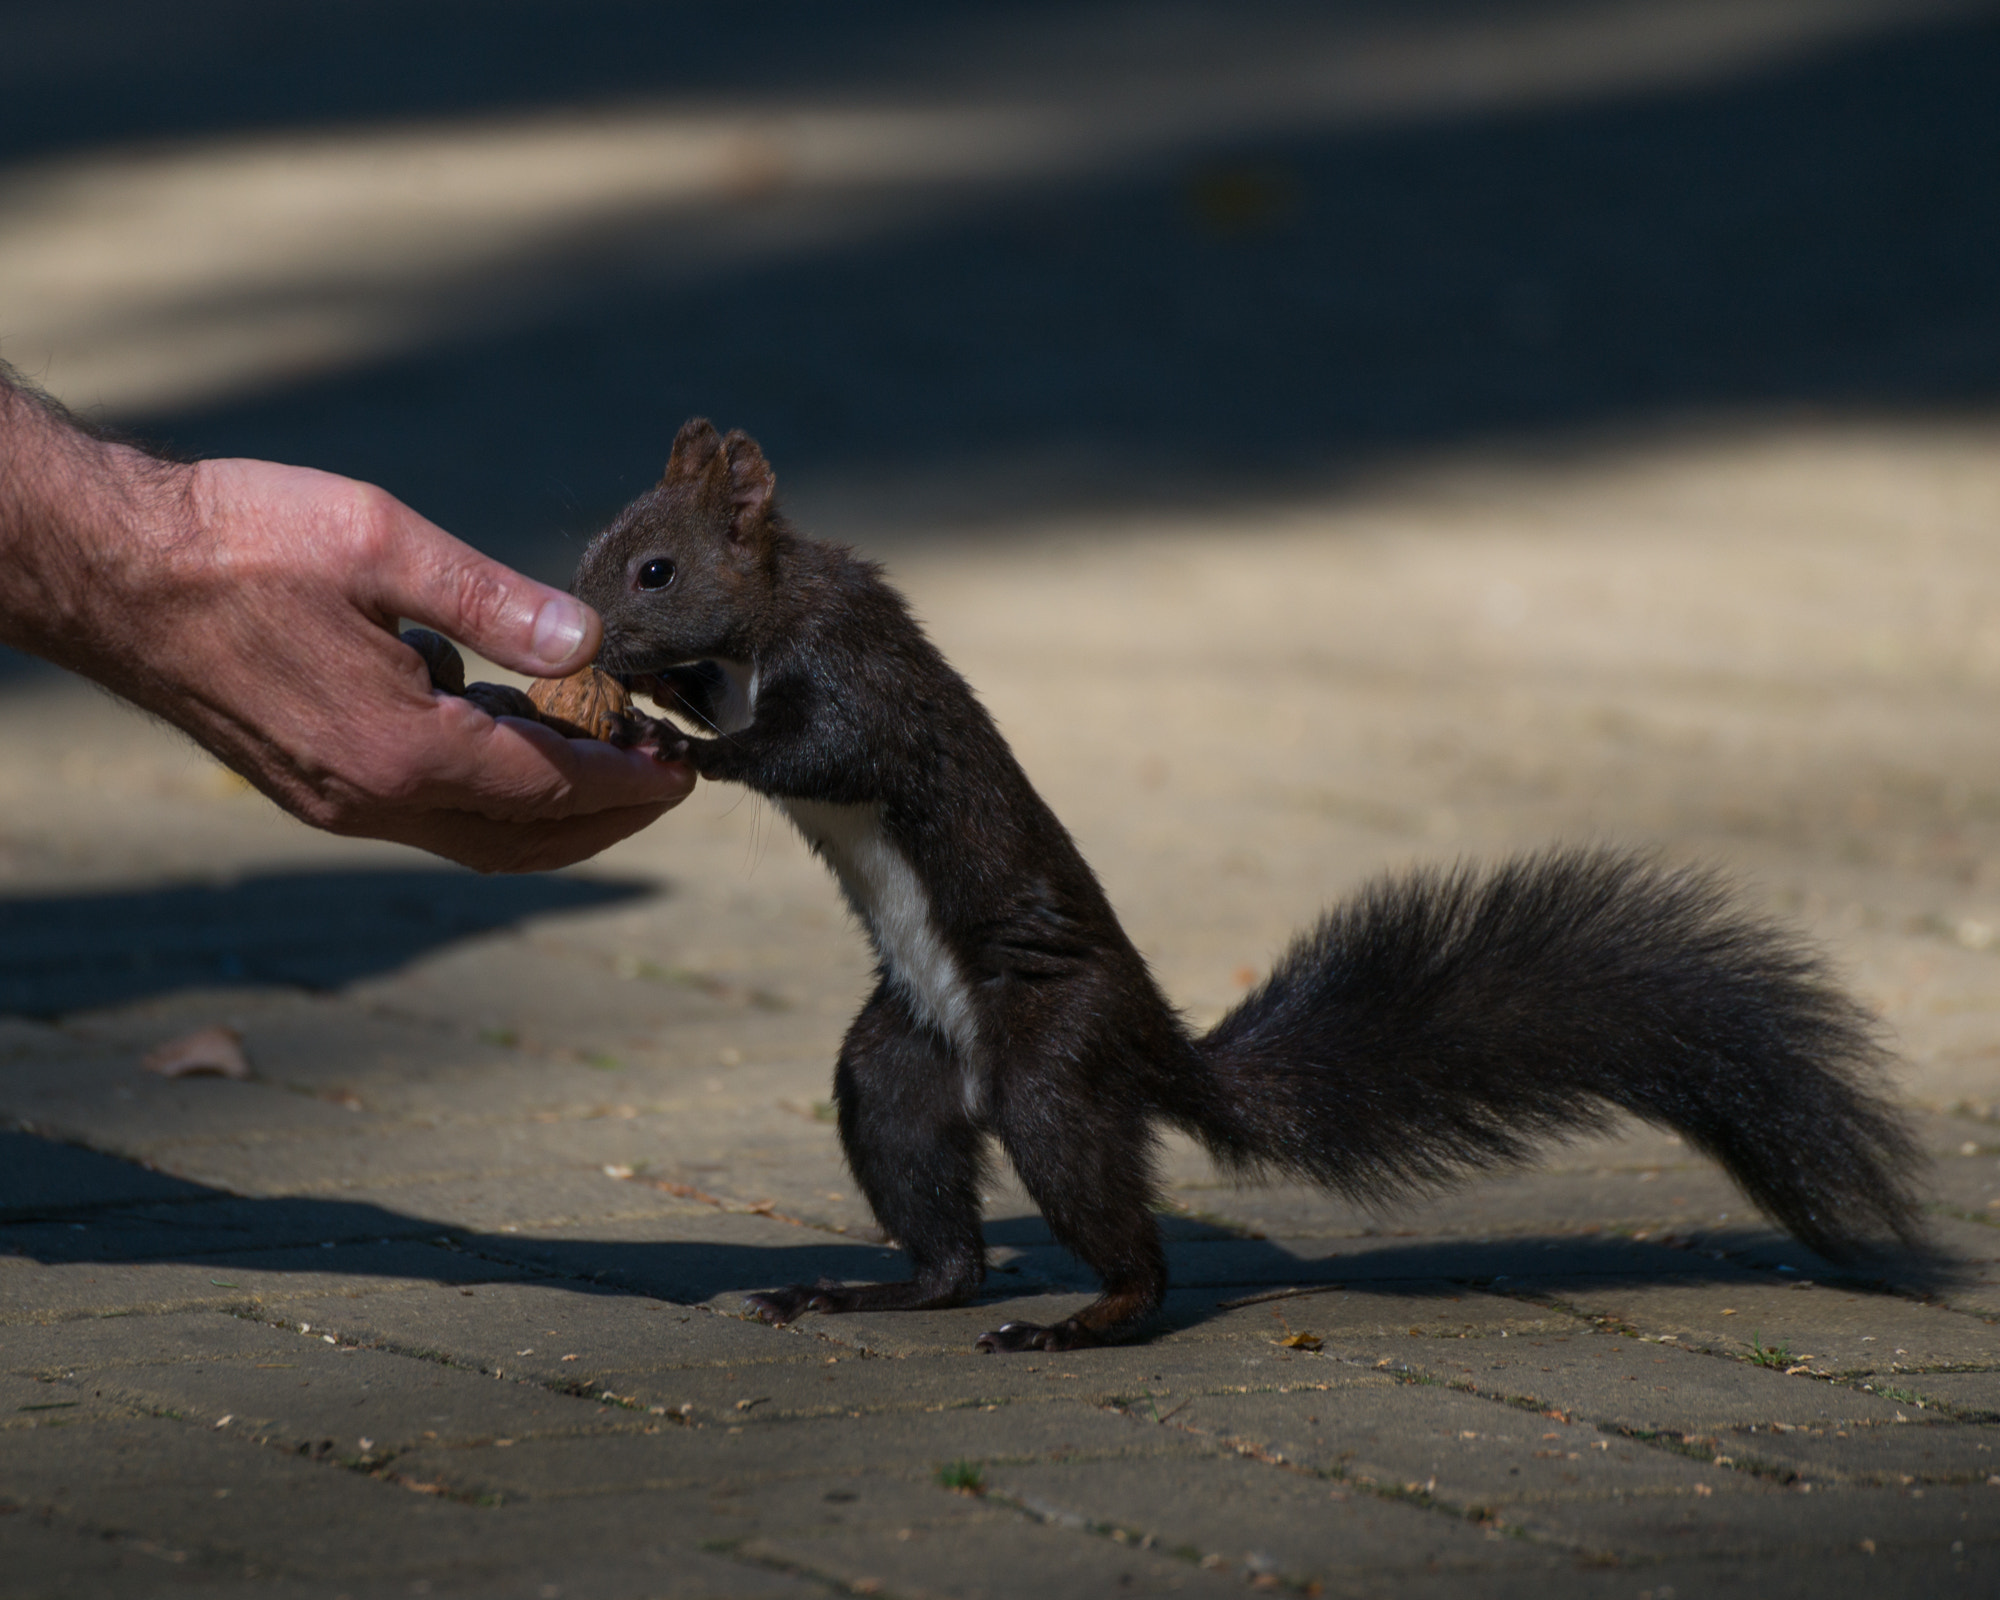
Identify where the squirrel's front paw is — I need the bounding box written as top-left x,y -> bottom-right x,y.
461,681 -> 541,720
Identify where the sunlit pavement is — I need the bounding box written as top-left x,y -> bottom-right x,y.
5,4 -> 2000,1595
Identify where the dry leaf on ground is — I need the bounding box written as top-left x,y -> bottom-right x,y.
141,1026 -> 252,1080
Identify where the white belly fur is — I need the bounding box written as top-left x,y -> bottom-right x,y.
707,658 -> 758,735
780,798 -> 980,1070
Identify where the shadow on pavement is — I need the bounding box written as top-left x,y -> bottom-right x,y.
0,868 -> 657,1017
4,5 -> 1995,572
5,1129 -> 1914,1326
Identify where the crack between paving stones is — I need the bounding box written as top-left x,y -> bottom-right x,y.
699,1539 -> 893,1599
220,1297 -> 922,1432
1102,1381 -> 1616,1566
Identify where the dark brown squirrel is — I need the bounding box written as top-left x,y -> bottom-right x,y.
548,418 -> 1922,1352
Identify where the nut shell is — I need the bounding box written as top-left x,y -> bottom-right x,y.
527,668 -> 633,742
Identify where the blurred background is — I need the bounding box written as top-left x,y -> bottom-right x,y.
6,1 -> 2000,1208
4,0 -> 1996,572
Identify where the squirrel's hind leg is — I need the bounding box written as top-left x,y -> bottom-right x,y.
745,986 -> 988,1325
978,1059 -> 1168,1353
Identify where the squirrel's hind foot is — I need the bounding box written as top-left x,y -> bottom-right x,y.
975,1284 -> 1162,1353
744,1274 -> 975,1325
744,1279 -> 846,1325
975,1318 -> 1104,1354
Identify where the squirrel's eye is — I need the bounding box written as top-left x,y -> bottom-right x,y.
637,558 -> 676,590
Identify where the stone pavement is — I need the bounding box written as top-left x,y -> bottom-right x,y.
6,424 -> 2000,1596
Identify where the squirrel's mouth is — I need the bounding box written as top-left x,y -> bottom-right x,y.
616,663 -> 726,718
595,636 -> 699,680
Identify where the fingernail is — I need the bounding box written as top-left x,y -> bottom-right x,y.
530,597 -> 590,667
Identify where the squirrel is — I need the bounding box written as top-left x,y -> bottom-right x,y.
552,417 -> 1923,1353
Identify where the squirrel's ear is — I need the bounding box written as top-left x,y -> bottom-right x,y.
719,429 -> 775,547
663,418 -> 722,483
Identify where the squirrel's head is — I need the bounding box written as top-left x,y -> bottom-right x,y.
571,418 -> 779,675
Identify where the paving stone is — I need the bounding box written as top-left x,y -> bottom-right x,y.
286,1170 -> 722,1234
1378,1544 -> 1993,1600
1162,1380 -> 1765,1532
1927,1217 -> 2000,1317
0,1415 -> 827,1595
9,1312 -> 659,1455
1347,1326 -> 1915,1431
3,1053 -> 415,1159
290,1463 -> 1256,1598
1518,1275 -> 2000,1373
567,1351 -> 1382,1428
346,939 -> 838,1066
0,871 -> 654,1018
462,1208 -> 912,1307
1928,1140 -> 2000,1220
571,1338 -> 1406,1427
253,1279 -> 825,1375
0,1129 -> 214,1220
0,1513 -> 179,1600
384,1401 -> 1197,1502
729,1474 -> 1252,1600
371,1528 -> 835,1600
119,1123 -> 607,1196
0,1415 -> 479,1571
982,1450 -> 1577,1587
254,1277 -> 1419,1419
2,1371 -> 140,1430
1704,1420 -> 2000,1486
4,1197 -> 460,1264
1867,1370 -> 2000,1420
732,1290 -> 1103,1359
26,987 -> 835,1137
0,1240 -> 537,1324
104,1121 -> 859,1239
1532,1480 -> 2000,1563
812,1235 -> 1738,1357
1153,1281 -> 1592,1342
697,1278 -> 1589,1364
5,1309 -> 314,1374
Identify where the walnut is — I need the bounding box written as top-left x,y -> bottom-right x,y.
398,628 -> 649,745
527,667 -> 634,742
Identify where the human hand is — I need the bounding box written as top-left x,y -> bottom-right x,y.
52,450 -> 695,871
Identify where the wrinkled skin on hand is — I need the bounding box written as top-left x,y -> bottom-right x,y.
0,393 -> 696,872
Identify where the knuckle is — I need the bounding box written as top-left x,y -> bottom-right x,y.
334,481 -> 405,566
450,560 -> 518,644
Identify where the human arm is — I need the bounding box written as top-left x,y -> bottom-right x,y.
0,373 -> 694,872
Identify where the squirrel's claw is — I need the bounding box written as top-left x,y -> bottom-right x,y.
974,1318 -> 1102,1354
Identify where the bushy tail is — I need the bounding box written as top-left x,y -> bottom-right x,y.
1184,849 -> 1923,1262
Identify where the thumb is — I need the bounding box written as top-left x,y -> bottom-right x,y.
377,516 -> 600,678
